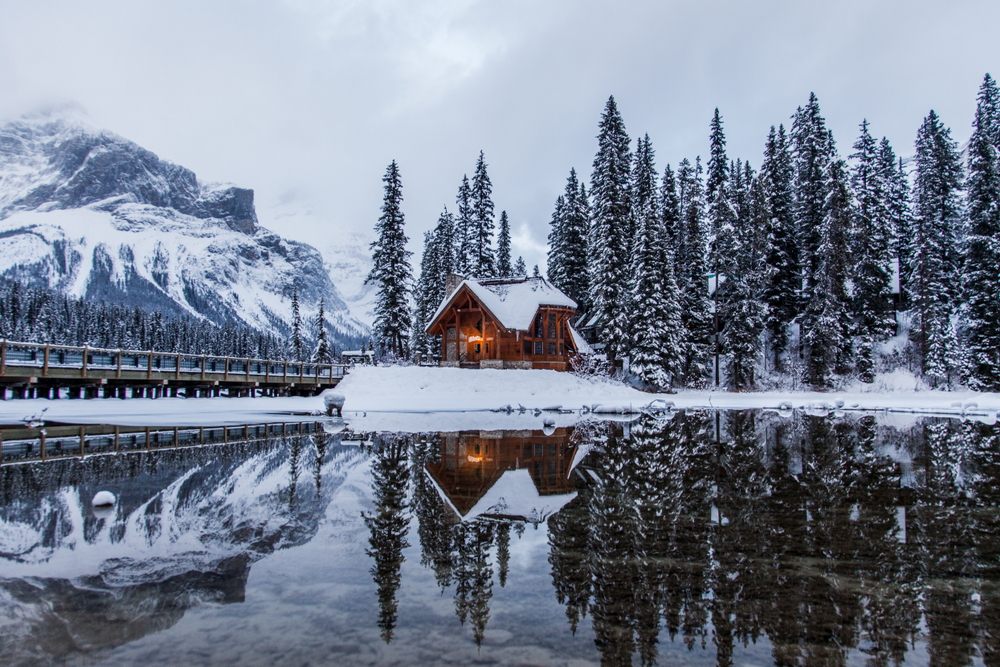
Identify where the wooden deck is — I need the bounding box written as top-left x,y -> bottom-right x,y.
0,340 -> 346,399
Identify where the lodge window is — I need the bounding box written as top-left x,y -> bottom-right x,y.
549,443 -> 556,456
548,314 -> 556,339
534,341 -> 543,355
534,313 -> 543,338
523,443 -> 531,458
534,443 -> 543,457
475,318 -> 483,334
560,343 -> 564,355
485,343 -> 489,354
524,339 -> 532,355
548,342 -> 556,355
447,327 -> 456,339
475,343 -> 481,354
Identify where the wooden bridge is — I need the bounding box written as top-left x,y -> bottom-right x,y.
0,340 -> 347,399
0,420 -> 330,466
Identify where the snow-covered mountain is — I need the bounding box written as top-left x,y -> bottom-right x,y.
0,104 -> 369,343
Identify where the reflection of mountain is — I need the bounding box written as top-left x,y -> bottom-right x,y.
0,432 -> 366,667
424,428 -> 581,523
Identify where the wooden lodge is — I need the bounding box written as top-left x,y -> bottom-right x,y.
425,275 -> 590,371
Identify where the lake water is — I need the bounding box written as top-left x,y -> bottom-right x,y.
2,410 -> 999,666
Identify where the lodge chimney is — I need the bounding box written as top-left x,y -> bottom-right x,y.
445,274 -> 463,300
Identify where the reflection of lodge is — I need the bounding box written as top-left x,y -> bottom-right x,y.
424,428 -> 582,522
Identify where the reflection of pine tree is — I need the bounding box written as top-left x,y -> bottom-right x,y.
363,435 -> 412,643
311,434 -> 328,498
468,522 -> 494,646
496,521 -> 511,588
287,435 -> 302,510
548,494 -> 593,634
410,436 -> 455,590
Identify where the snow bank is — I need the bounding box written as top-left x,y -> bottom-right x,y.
337,366 -> 1000,420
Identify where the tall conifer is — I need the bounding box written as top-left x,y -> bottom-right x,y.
589,96 -> 633,361
911,111 -> 964,382
676,157 -> 713,386
366,160 -> 413,357
761,124 -> 797,371
471,151 -> 496,276
497,211 -> 512,276
963,73 -> 1000,390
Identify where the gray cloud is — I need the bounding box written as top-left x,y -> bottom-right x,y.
2,0 -> 998,273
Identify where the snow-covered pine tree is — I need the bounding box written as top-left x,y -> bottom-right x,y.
411,231 -> 435,361
290,285 -> 303,361
548,169 -> 591,312
802,158 -> 853,388
723,171 -> 771,390
677,157 -> 713,386
792,94 -> 835,311
660,163 -> 682,260
312,298 -> 332,362
706,110 -> 737,385
629,135 -> 684,390
532,264 -> 540,278
547,194 -> 567,287
366,160 -> 413,358
910,110 -> 964,383
878,140 -> 912,305
471,151 -> 496,277
850,119 -> 896,382
588,96 -> 633,362
497,210 -> 512,277
514,256 -> 526,276
963,73 -> 1000,390
761,124 -> 797,371
455,175 -> 473,276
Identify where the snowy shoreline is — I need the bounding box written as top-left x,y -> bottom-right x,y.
0,366 -> 996,429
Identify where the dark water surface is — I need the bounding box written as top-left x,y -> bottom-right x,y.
1,411 -> 999,666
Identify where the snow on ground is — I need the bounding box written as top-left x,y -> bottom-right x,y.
0,395 -> 324,427
0,366 -> 996,432
337,366 -> 1000,422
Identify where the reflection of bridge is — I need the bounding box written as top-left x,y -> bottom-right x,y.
0,420 -> 327,466
0,339 -> 346,399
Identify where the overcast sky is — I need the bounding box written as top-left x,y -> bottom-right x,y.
2,0 -> 998,273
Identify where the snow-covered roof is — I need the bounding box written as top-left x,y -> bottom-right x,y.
567,321 -> 593,355
427,276 -> 577,333
427,467 -> 577,524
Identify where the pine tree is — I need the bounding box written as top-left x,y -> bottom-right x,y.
532,264 -> 540,278
963,73 -> 1000,390
548,169 -> 591,311
312,298 -> 331,362
802,159 -> 853,388
471,151 -> 496,276
911,111 -> 964,383
660,163 -> 682,259
514,255 -> 526,276
455,175 -> 473,275
723,172 -> 771,390
629,135 -> 684,389
879,140 -> 912,304
366,160 -> 413,358
411,231 -> 435,361
497,210 -> 512,276
792,94 -> 835,310
677,157 -> 713,386
761,124 -> 797,371
850,120 -> 895,382
589,96 -> 633,362
290,285 -> 303,361
706,110 -> 737,385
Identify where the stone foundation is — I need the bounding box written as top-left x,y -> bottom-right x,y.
503,361 -> 533,370
479,360 -> 504,369
439,361 -> 460,368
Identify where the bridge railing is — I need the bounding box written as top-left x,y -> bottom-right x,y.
0,339 -> 348,382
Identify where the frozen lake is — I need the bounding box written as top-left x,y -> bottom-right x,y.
1,409 -> 998,666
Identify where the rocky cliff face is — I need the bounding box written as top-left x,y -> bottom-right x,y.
0,105 -> 367,343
